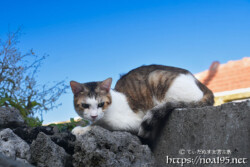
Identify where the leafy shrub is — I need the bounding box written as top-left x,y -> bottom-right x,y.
0,28 -> 68,126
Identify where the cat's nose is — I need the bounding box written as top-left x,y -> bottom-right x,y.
91,115 -> 97,119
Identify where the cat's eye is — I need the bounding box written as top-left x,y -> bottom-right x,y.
82,103 -> 90,109
98,102 -> 104,108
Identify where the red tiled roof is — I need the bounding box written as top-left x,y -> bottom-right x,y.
195,57 -> 250,93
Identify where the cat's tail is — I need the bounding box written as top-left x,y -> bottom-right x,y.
196,79 -> 215,106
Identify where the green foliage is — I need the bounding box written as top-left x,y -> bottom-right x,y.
0,92 -> 43,127
24,116 -> 43,127
0,28 -> 69,127
49,118 -> 89,132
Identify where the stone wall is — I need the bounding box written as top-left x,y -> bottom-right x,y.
0,101 -> 249,167
154,101 -> 250,167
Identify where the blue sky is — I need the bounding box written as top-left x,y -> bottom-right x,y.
1,0 -> 250,124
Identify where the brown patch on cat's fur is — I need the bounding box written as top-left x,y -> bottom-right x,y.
115,74 -> 154,112
115,65 -> 213,112
101,93 -> 112,111
148,70 -> 180,102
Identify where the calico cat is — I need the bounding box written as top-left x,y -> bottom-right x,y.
70,65 -> 214,140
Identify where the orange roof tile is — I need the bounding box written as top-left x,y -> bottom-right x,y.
195,57 -> 250,93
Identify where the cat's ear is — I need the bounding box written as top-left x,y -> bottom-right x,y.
70,81 -> 83,95
100,78 -> 112,92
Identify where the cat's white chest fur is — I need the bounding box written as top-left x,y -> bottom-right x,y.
101,90 -> 144,132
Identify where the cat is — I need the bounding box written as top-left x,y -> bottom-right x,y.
70,65 -> 214,141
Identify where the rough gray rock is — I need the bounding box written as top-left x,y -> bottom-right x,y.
0,152 -> 34,167
13,126 -> 76,154
0,128 -> 31,163
73,126 -> 155,167
50,131 -> 76,155
30,132 -> 72,167
0,107 -> 25,129
153,101 -> 250,167
13,126 -> 55,144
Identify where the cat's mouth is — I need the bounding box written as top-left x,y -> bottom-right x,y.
89,115 -> 100,122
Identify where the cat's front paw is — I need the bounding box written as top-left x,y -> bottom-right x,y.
72,126 -> 91,138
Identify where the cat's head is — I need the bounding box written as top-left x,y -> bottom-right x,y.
70,78 -> 112,122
